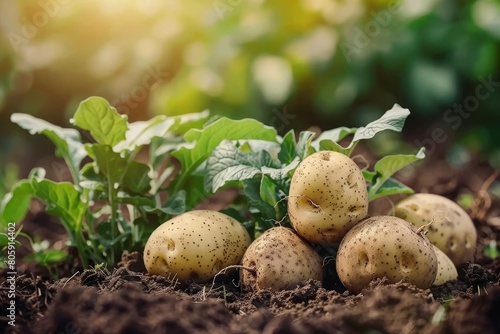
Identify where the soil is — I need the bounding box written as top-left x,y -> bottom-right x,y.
1,157 -> 500,334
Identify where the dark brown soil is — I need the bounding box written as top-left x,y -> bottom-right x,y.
1,157 -> 500,334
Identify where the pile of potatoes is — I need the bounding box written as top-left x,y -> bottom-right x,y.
143,151 -> 477,294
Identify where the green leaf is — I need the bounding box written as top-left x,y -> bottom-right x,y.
368,147 -> 426,200
169,110 -> 210,135
30,179 -> 87,232
144,190 -> 187,216
261,158 -> 300,180
373,147 -> 426,180
352,104 -> 410,142
172,117 -> 278,191
278,130 -> 297,164
243,180 -> 276,231
113,116 -> 176,152
278,130 -> 315,163
116,196 -> 155,207
11,113 -> 86,182
25,249 -> 68,264
260,175 -> 278,208
313,127 -> 357,155
205,140 -> 273,193
91,144 -> 127,189
73,96 -> 128,146
122,161 -> 151,195
162,191 -> 187,216
311,105 -> 411,156
296,131 -> 316,159
0,180 -> 33,223
368,178 -> 415,201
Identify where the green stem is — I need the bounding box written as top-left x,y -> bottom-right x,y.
73,232 -> 89,268
108,181 -> 118,264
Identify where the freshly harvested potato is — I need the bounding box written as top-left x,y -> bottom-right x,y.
394,193 -> 477,265
240,227 -> 323,291
336,216 -> 437,293
143,210 -> 251,283
432,244 -> 458,286
288,151 -> 368,245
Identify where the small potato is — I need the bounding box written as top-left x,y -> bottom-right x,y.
240,227 -> 323,291
394,193 -> 477,265
336,216 -> 437,293
288,151 -> 368,245
432,244 -> 458,286
143,210 -> 251,283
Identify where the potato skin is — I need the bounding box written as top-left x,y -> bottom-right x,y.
240,227 -> 323,291
432,245 -> 458,286
288,151 -> 368,245
394,193 -> 477,265
143,210 -> 251,283
336,216 -> 437,293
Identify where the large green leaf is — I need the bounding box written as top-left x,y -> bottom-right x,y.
171,117 -> 278,190
30,179 -> 87,232
311,104 -> 411,156
73,96 -> 128,146
205,140 -> 273,193
352,104 -> 410,142
11,113 -> 86,181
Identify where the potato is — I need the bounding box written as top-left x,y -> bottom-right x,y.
240,227 -> 323,291
432,244 -> 458,286
394,193 -> 477,265
336,216 -> 437,293
288,151 -> 368,245
143,210 -> 251,283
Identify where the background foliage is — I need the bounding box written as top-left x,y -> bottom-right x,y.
1,0 -> 499,195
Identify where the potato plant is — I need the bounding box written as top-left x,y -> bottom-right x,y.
2,97 -> 460,294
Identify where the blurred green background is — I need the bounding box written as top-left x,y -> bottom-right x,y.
1,0 -> 499,198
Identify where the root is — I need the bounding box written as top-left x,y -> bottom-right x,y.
416,210 -> 448,236
471,170 -> 499,220
62,271 -> 80,289
206,265 -> 256,296
351,154 -> 371,171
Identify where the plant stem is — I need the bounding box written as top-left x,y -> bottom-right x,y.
108,181 -> 118,264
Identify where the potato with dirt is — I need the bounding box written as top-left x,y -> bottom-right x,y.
336,216 -> 438,293
288,151 -> 368,245
240,227 -> 323,291
394,193 -> 477,265
143,210 -> 251,283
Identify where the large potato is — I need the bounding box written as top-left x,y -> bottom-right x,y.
394,193 -> 477,265
240,227 -> 323,291
336,216 -> 437,293
143,210 -> 251,283
288,151 -> 368,245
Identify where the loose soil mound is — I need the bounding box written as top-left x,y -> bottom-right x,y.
1,158 -> 499,334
